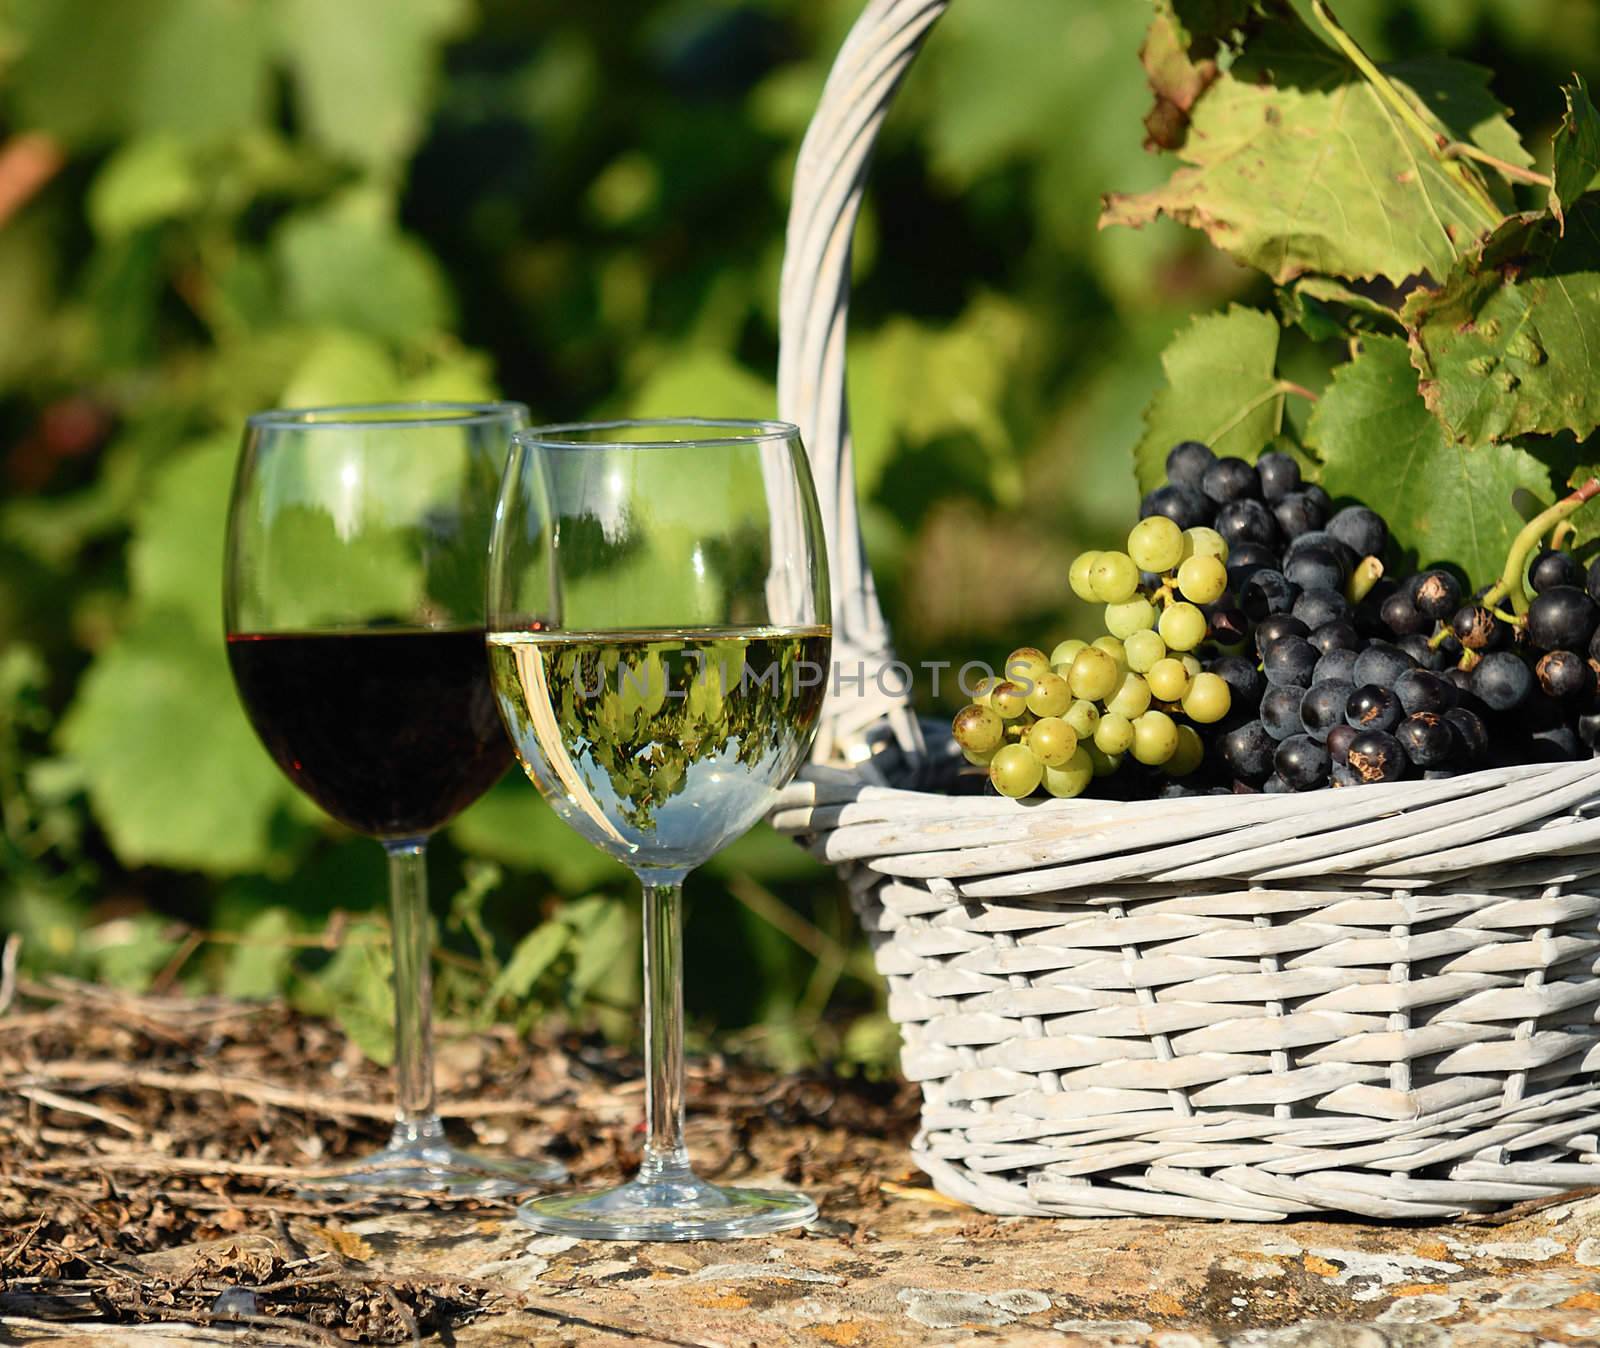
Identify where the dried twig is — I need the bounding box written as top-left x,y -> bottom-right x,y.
17,1086 -> 145,1137
0,933 -> 20,1016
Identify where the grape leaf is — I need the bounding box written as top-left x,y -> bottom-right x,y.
1550,75 -> 1600,231
1405,199 -> 1600,444
1140,10 -> 1220,150
87,137 -> 202,239
1104,43 -> 1506,284
1306,334 -> 1552,579
1133,306 -> 1287,494
57,613 -> 295,874
126,435 -> 235,640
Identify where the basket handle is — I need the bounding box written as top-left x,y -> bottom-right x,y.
779,0 -> 949,767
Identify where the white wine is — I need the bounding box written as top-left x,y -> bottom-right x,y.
488,626 -> 831,874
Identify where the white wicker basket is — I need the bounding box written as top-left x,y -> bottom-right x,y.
770,0 -> 1600,1221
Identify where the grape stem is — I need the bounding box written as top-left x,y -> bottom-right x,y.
1485,477 -> 1600,617
1551,518 -> 1577,552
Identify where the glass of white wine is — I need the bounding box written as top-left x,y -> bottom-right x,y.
486,418 -> 832,1240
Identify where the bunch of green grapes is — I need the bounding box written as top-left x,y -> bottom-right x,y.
952,517 -> 1233,800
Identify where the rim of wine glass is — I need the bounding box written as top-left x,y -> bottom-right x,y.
246,401 -> 529,431
515,417 -> 801,451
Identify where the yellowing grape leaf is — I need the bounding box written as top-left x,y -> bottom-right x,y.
1405,199 -> 1600,445
1133,306 -> 1287,494
1550,75 -> 1600,231
1306,334 -> 1551,579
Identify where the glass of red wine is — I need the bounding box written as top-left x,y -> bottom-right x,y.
487,419 -> 831,1239
223,402 -> 566,1196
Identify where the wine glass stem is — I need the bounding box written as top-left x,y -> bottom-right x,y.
640,879 -> 691,1182
384,837 -> 442,1148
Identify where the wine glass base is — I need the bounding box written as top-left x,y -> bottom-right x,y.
515,1172 -> 817,1241
300,1139 -> 567,1200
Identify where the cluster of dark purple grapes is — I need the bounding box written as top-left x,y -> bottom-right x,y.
1139,440 -> 1598,795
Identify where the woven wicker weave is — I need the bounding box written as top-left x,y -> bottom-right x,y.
770,0 -> 1600,1220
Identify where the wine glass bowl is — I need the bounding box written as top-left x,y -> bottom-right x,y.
488,418 -> 831,1239
224,402 -> 566,1195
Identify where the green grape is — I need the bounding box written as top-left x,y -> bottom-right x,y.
1132,709 -> 1179,765
1049,638 -> 1087,674
971,676 -> 995,707
1146,657 -> 1191,703
990,680 -> 1029,719
1123,629 -> 1166,673
1088,550 -> 1140,603
1087,743 -> 1122,777
1181,527 -> 1228,563
990,742 -> 1043,798
1181,653 -> 1203,678
1127,515 -> 1184,573
963,747 -> 997,767
1176,555 -> 1228,605
1064,699 -> 1100,738
1106,672 -> 1152,720
1095,712 -> 1134,754
1026,671 -> 1072,717
1067,647 -> 1119,702
1105,597 -> 1157,639
1158,602 -> 1207,652
1069,551 -> 1102,603
1092,635 -> 1127,671
953,703 -> 1004,753
1180,671 -> 1232,724
1043,747 -> 1093,799
1164,724 -> 1205,776
1027,716 -> 1077,767
1006,646 -> 1052,688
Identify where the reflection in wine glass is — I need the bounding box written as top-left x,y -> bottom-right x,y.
487,418 -> 831,1240
224,402 -> 566,1196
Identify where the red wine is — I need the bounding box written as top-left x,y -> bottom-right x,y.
226,628 -> 511,839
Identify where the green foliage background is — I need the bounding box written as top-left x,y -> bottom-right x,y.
2,0 -> 1596,1065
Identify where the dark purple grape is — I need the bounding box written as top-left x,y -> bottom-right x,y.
1354,576 -> 1399,637
1352,642 -> 1416,688
1471,650 -> 1533,711
1263,636 -> 1319,688
1327,505 -> 1389,560
1526,586 -> 1598,652
1210,653 -> 1265,710
1304,484 -> 1331,513
1285,548 -> 1345,594
1260,684 -> 1305,740
1202,456 -> 1260,504
1413,570 -> 1462,621
1312,648 -> 1359,685
1381,591 -> 1430,636
1242,569 -> 1299,621
1577,711 -> 1600,748
1309,620 -> 1361,656
1530,724 -> 1584,761
1346,685 -> 1403,733
1443,707 -> 1489,762
1255,613 -> 1308,655
1587,556 -> 1600,605
1327,723 -> 1357,764
1397,633 -> 1449,671
1535,648 -> 1593,701
1218,718 -> 1276,783
1205,602 -> 1249,647
1452,603 -> 1510,652
1589,626 -> 1600,664
1159,781 -> 1204,799
1293,587 -> 1349,630
1276,733 -> 1331,790
1331,761 -> 1360,788
1166,440 -> 1215,491
1262,773 -> 1292,793
1347,729 -> 1409,783
1226,542 -> 1278,591
1273,491 -> 1326,538
1285,530 -> 1358,575
1256,451 -> 1302,502
1396,712 -> 1454,768
1141,484 -> 1213,530
1216,499 -> 1279,549
1530,549 -> 1583,594
1394,669 -> 1454,715
1300,680 -> 1355,743
1423,768 -> 1460,780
